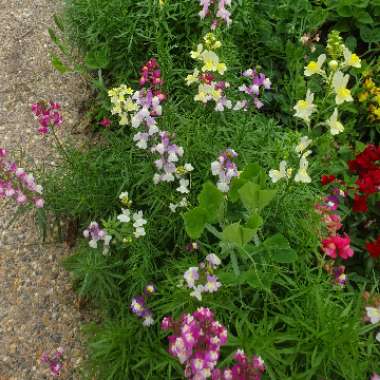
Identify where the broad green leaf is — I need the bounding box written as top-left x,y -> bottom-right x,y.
197,181 -> 224,223
238,181 -> 260,211
51,55 -> 71,74
258,189 -> 277,210
183,207 -> 208,239
222,223 -> 255,247
354,10 -> 373,24
246,213 -> 263,231
263,233 -> 298,263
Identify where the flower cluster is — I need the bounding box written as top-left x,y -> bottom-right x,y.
358,77 -> 380,123
31,101 -> 63,134
348,144 -> 380,213
269,136 -> 313,184
198,0 -> 232,30
187,33 -> 231,111
211,148 -> 239,192
237,69 -> 271,110
294,30 -> 360,135
322,234 -> 354,260
0,148 -> 44,208
372,374 -> 380,380
161,307 -> 228,379
117,191 -> 147,239
40,347 -> 64,377
131,284 -> 157,326
183,253 -> 222,301
212,349 -> 266,380
83,221 -> 112,255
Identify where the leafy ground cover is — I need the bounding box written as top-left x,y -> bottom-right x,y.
2,0 -> 380,379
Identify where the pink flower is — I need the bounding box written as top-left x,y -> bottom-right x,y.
323,213 -> 342,235
371,374 -> 380,380
322,233 -> 354,260
99,118 -> 112,127
32,101 -> 63,134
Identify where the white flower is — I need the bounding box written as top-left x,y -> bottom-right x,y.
102,234 -> 112,255
143,315 -> 154,327
217,181 -> 229,193
184,267 -> 199,288
343,46 -> 361,68
294,154 -> 311,183
293,90 -> 316,123
186,68 -> 200,86
132,211 -> 147,228
190,44 -> 204,59
117,208 -> 131,223
178,197 -> 188,207
89,239 -> 98,249
332,70 -> 353,105
176,178 -> 190,194
119,191 -> 129,201
233,100 -> 248,111
295,136 -> 313,155
304,54 -> 326,76
366,306 -> 380,324
326,108 -> 344,135
134,227 -> 146,238
376,331 -> 380,343
206,253 -> 221,268
269,160 -> 293,183
211,161 -> 222,175
169,203 -> 178,213
184,163 -> 194,172
190,285 -> 204,301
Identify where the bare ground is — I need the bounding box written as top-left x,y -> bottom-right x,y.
0,1 -> 88,378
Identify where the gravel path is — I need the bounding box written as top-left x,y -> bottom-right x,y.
0,1 -> 87,378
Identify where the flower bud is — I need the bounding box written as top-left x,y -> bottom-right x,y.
329,60 -> 338,70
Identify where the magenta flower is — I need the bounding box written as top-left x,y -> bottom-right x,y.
99,118 -> 112,127
40,347 -> 64,377
322,233 -> 354,260
0,148 -> 44,208
32,101 -> 63,134
162,307 -> 228,379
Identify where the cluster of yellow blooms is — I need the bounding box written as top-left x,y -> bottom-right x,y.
294,31 -> 361,136
108,85 -> 138,125
358,77 -> 380,123
186,33 -> 228,106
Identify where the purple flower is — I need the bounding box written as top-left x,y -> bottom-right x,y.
40,347 -> 64,377
211,149 -> 239,192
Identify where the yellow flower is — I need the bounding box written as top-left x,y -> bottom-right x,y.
185,68 -> 200,86
364,78 -> 375,90
304,54 -> 326,77
124,98 -> 138,112
294,153 -> 312,184
191,44 -> 204,60
358,92 -> 369,103
332,70 -> 353,105
343,46 -> 361,68
201,50 -> 220,72
326,108 -> 344,135
293,90 -> 316,123
203,33 -> 222,50
269,161 -> 293,183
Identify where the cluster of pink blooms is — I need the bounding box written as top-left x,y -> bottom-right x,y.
31,101 -> 63,134
40,347 -> 64,377
83,221 -> 112,254
199,0 -> 232,30
131,59 -> 165,150
183,253 -> 222,301
0,148 -> 44,208
236,69 -> 271,111
130,284 -> 157,326
161,307 -> 228,379
371,374 -> 380,380
212,349 -> 266,380
316,189 -> 354,261
211,148 -> 239,192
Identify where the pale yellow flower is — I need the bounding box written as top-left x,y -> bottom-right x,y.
332,70 -> 353,105
304,54 -> 326,77
293,90 -> 316,123
343,46 -> 361,68
326,108 -> 344,135
295,136 -> 312,155
185,69 -> 200,86
269,161 -> 293,183
294,154 -> 311,183
191,44 -> 204,60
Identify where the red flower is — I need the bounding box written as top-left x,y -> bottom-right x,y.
366,236 -> 380,258
352,193 -> 368,213
99,118 -> 112,127
321,175 -> 336,186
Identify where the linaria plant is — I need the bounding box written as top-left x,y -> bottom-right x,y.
293,30 -> 361,136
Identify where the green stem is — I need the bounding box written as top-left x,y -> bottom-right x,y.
51,127 -> 73,168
